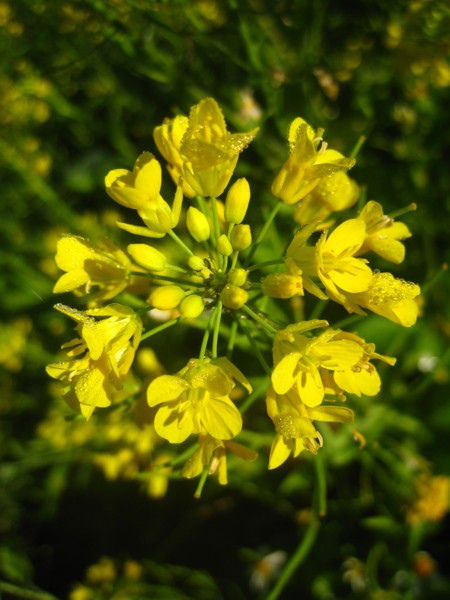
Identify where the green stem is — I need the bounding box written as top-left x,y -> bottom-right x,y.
226,319 -> 239,358
245,202 -> 282,266
194,468 -> 209,498
388,202 -> 417,220
212,300 -> 223,358
141,318 -> 179,341
309,299 -> 328,320
264,519 -> 320,600
314,451 -> 327,517
240,304 -> 278,335
199,306 -> 217,359
168,229 -> 194,256
238,317 -> 272,376
350,135 -> 366,159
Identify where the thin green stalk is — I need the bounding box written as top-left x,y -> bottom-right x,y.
226,319 -> 239,358
264,519 -> 320,600
194,468 -> 209,498
314,451 -> 327,517
238,317 -> 272,376
141,318 -> 179,341
240,304 -> 278,335
168,229 -> 194,256
309,299 -> 328,320
245,202 -> 281,266
211,300 -> 223,358
199,306 -> 218,359
350,135 -> 366,159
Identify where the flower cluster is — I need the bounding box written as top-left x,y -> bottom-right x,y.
48,97 -> 420,490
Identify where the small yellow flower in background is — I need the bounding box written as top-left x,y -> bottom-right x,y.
272,320 -> 365,407
105,152 -> 183,238
46,304 -> 142,419
178,97 -> 258,197
53,235 -> 132,302
266,386 -> 354,469
261,271 -> 304,299
272,117 -> 355,205
406,474 -> 450,524
147,357 -> 251,443
356,200 -> 412,263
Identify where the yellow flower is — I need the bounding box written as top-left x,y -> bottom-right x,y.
266,386 -> 354,469
179,97 -> 258,197
272,117 -> 355,205
105,152 -> 183,238
294,171 -> 359,226
181,434 -> 257,484
345,272 -> 421,327
330,331 -> 396,397
53,235 -> 131,302
147,357 -> 251,443
406,474 -> 450,524
153,114 -> 196,197
272,320 -> 364,407
46,304 -> 142,419
356,201 -> 412,263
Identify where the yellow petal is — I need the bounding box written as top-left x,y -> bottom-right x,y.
327,257 -> 372,293
324,219 -> 366,257
334,368 -> 381,397
154,404 -> 192,443
314,340 -> 363,370
201,397 -> 242,440
268,434 -> 292,469
308,405 -> 354,423
147,375 -> 189,407
297,368 -> 324,407
53,269 -> 90,293
272,352 -> 301,394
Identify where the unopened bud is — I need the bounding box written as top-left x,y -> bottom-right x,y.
188,255 -> 205,271
149,285 -> 185,310
220,284 -> 248,310
179,295 -> 204,319
261,272 -> 304,298
230,224 -> 252,251
186,207 -> 210,242
217,234 -> 233,256
127,244 -> 167,272
228,268 -> 247,287
225,178 -> 250,224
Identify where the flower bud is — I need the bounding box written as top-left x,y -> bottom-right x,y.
127,244 -> 167,272
179,295 -> 204,319
186,207 -> 211,242
188,255 -> 205,271
261,272 -> 304,299
228,268 -> 247,287
220,284 -> 248,309
217,234 -> 233,257
230,224 -> 252,251
225,178 -> 250,224
149,285 -> 185,310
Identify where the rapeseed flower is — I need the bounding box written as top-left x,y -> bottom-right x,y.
165,97 -> 258,198
266,386 -> 354,469
53,235 -> 132,303
272,117 -> 355,205
46,304 -> 142,419
147,357 -> 251,443
105,152 -> 183,238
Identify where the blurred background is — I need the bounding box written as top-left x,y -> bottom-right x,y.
1,1 -> 449,598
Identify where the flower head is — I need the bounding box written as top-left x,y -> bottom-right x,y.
53,235 -> 132,303
147,357 -> 251,443
105,152 -> 183,238
272,117 -> 355,205
46,303 -> 142,419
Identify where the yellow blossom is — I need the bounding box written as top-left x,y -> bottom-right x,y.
181,434 -> 257,484
53,235 -> 132,302
272,117 -> 355,205
105,152 -> 183,238
153,114 -> 196,197
272,320 -> 364,407
266,386 -> 354,469
147,357 -> 251,443
406,474 -> 450,524
356,200 -> 412,263
46,304 -> 142,419
345,272 -> 421,327
179,97 -> 258,197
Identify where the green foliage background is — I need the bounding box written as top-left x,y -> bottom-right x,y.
1,1 -> 449,598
